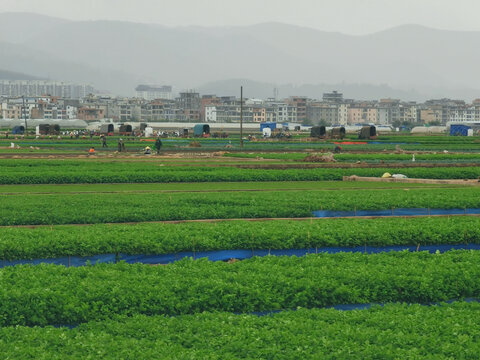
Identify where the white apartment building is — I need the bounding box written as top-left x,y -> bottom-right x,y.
66,105 -> 78,119
450,107 -> 477,122
205,106 -> 217,122
0,80 -> 93,98
275,104 -> 297,123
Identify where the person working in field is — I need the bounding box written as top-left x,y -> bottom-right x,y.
144,146 -> 152,155
118,138 -> 124,152
88,147 -> 95,155
101,135 -> 107,148
155,137 -> 163,155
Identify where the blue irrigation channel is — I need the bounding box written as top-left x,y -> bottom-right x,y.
2,244 -> 480,268
48,298 -> 480,329
312,208 -> 480,218
249,298 -> 480,316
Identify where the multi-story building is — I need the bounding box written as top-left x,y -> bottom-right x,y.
0,80 -> 94,99
205,106 -> 217,122
135,85 -> 173,100
176,91 -> 201,111
77,107 -> 105,121
474,99 -> 480,122
140,100 -> 176,121
337,103 -> 349,126
307,102 -> 338,125
377,99 -> 400,125
449,106 -> 477,123
0,97 -> 37,120
419,107 -> 443,124
422,99 -> 465,125
267,101 -> 297,123
347,102 -> 377,125
323,91 -> 343,103
201,95 -> 221,121
176,91 -> 201,121
399,102 -> 418,123
215,97 -> 247,123
288,97 -> 307,122
252,107 -> 266,123
1,103 -> 22,119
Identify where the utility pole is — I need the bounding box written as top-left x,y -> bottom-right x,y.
22,95 -> 28,134
240,86 -> 243,148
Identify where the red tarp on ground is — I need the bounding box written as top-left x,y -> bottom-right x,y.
334,141 -> 368,145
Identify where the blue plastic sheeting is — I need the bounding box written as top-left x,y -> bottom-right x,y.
313,208 -> 480,218
121,244 -> 480,265
260,122 -> 277,131
33,298 -> 480,329
450,125 -> 471,136
249,298 -> 480,316
356,209 -> 394,217
313,210 -> 356,218
3,244 -> 480,268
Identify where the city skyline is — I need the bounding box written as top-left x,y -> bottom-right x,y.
2,88 -> 479,126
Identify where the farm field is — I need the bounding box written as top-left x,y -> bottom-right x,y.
0,216 -> 480,261
1,135 -> 480,358
2,251 -> 480,326
3,133 -> 480,153
225,151 -> 480,162
0,303 -> 479,359
2,186 -> 480,225
0,180 -> 453,194
2,158 -> 480,184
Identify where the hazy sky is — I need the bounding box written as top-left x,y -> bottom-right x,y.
2,0 -> 480,34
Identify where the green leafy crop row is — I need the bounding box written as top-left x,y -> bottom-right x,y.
225,152 -> 480,162
1,159 -> 480,184
1,187 -> 479,225
1,303 -> 479,359
0,251 -> 479,326
1,217 -> 480,260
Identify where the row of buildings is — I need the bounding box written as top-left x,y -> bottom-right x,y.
2,88 -> 480,126
0,80 -> 95,99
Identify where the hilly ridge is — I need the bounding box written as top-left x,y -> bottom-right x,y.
0,12 -> 479,99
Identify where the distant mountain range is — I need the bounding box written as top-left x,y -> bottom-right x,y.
0,12 -> 480,100
0,69 -> 39,80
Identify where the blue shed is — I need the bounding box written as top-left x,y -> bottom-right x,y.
12,125 -> 25,134
193,124 -> 210,137
260,122 -> 277,131
450,124 -> 471,136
